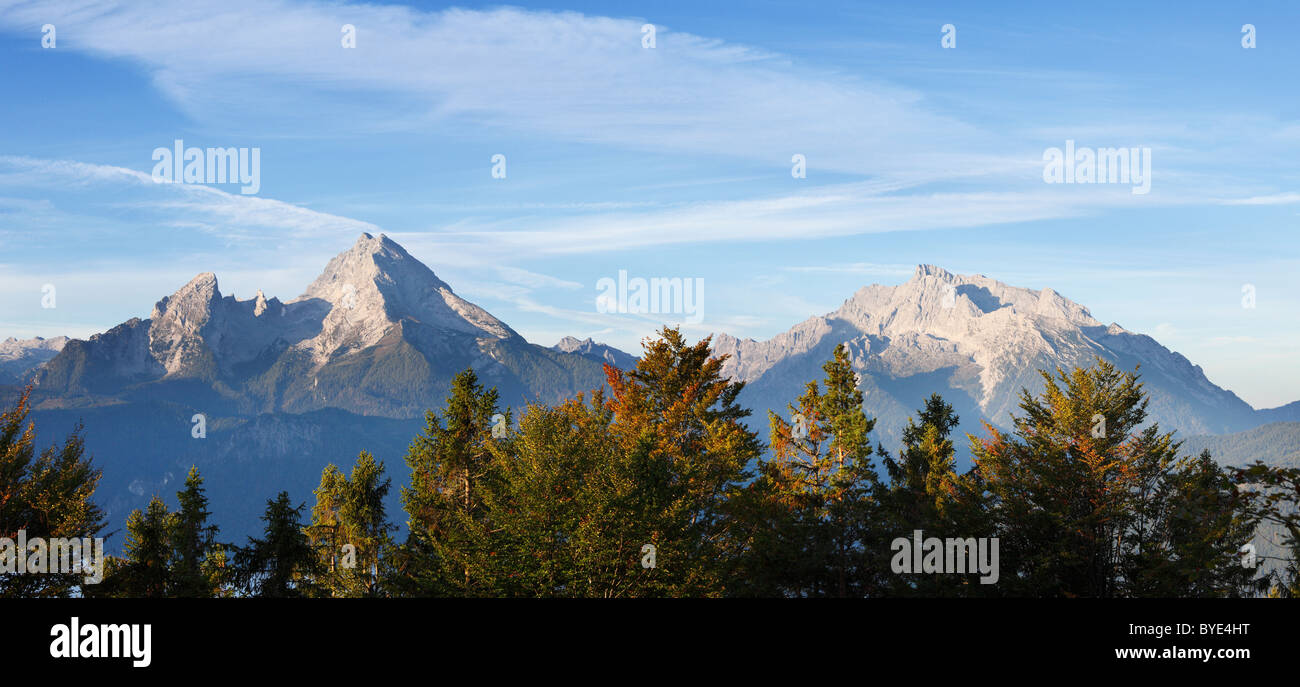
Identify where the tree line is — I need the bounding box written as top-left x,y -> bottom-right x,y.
3,327 -> 1298,597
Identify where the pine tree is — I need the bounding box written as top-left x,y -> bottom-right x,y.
751,344 -> 883,597
308,452 -> 395,597
970,358 -> 1257,597
234,492 -> 319,597
398,368 -> 505,596
0,387 -> 106,597
108,496 -> 173,598
170,466 -> 225,597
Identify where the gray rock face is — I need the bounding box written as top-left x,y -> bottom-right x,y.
297,233 -> 517,363
712,265 -> 1261,452
32,233 -> 607,416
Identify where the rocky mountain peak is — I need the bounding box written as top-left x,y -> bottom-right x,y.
912,264 -> 956,280
150,272 -> 221,335
302,233 -> 440,304
550,336 -> 638,369
252,289 -> 270,317
0,335 -> 69,353
553,336 -> 592,352
294,234 -> 516,360
712,266 -> 1258,442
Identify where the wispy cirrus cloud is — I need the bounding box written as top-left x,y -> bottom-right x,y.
437,182 -> 1194,255
0,0 -> 1010,182
0,155 -> 381,240
6,0 -> 1292,200
1220,192 -> 1300,206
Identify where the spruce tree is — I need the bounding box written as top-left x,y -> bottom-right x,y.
308,452 -> 395,597
398,368 -> 504,596
0,387 -> 106,597
111,496 -> 173,598
234,492 -> 319,597
601,327 -> 761,596
880,393 -> 992,595
752,344 -> 883,597
170,466 -> 225,597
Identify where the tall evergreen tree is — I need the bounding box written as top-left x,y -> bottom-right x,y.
881,393 -> 992,595
308,464 -> 346,592
234,492 -> 319,597
170,466 -> 226,597
600,327 -> 762,596
398,369 -> 505,596
472,392 -> 631,597
749,344 -> 883,597
106,496 -> 173,598
0,387 -> 106,597
308,452 -> 395,597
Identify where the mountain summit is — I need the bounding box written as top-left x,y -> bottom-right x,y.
714,265 -> 1258,446
300,233 -> 516,356
551,336 -> 638,370
35,234 -> 604,418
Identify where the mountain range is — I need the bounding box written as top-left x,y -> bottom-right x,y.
32,234 -> 613,417
11,234 -> 624,545
712,264 -> 1298,451
0,335 -> 68,385
5,234 -> 1296,547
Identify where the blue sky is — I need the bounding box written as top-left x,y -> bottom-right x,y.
0,0 -> 1297,407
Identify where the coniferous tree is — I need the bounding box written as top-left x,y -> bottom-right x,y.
170,466 -> 226,597
397,328 -> 760,597
749,344 -> 884,597
308,452 -> 395,597
622,328 -> 760,595
0,388 -> 106,597
398,369 -> 505,596
600,327 -> 761,596
105,496 -> 173,598
96,468 -> 230,598
472,392 -> 629,596
234,492 -> 319,597
307,464 -> 346,593
881,393 -> 992,595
